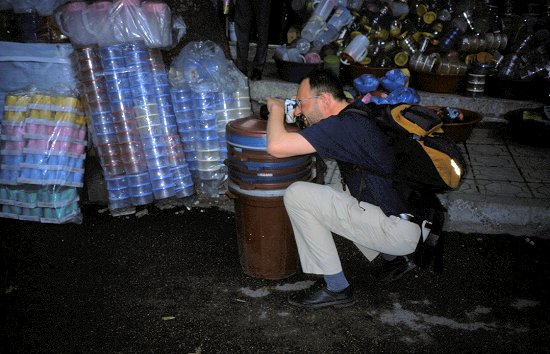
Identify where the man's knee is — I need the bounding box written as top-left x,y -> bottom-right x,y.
284,181 -> 310,209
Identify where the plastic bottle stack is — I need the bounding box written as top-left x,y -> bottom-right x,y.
0,93 -> 85,223
171,85 -> 197,171
101,43 -> 153,208
0,95 -> 29,185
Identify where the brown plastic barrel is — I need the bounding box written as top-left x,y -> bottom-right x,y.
225,117 -> 304,279
227,182 -> 298,280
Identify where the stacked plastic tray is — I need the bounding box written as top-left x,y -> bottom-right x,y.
0,93 -> 86,223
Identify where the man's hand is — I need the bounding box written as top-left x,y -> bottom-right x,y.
266,97 -> 285,121
266,97 -> 316,158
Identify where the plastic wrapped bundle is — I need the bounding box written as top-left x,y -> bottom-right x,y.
170,40 -> 253,197
77,41 -> 195,213
54,0 -> 184,48
0,91 -> 86,224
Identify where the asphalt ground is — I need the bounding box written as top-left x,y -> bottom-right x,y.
1,204 -> 550,353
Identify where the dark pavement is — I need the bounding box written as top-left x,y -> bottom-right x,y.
1,203 -> 550,353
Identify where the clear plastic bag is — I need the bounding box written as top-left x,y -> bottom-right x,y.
170,40 -> 247,93
0,89 -> 86,224
2,0 -> 69,16
54,0 -> 181,49
0,41 -> 77,122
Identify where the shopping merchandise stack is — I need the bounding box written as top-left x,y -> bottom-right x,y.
215,88 -> 253,159
0,93 -> 86,223
77,41 -> 194,212
172,84 -> 253,198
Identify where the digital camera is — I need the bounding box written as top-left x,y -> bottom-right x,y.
259,99 -> 298,123
284,99 -> 298,123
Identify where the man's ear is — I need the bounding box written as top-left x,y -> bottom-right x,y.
318,92 -> 330,108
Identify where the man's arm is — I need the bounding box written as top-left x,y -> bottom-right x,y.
265,97 -> 316,158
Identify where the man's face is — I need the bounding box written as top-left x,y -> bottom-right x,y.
294,79 -> 324,127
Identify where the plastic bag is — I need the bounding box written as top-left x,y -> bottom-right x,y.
2,0 -> 69,15
54,0 -> 180,48
371,86 -> 420,105
353,74 -> 379,94
379,69 -> 409,92
170,40 -> 246,93
75,43 -> 195,212
0,89 -> 86,224
0,41 -> 77,119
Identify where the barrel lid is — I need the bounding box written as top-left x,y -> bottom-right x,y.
226,116 -> 267,137
226,116 -> 301,137
228,144 -> 313,163
228,181 -> 287,197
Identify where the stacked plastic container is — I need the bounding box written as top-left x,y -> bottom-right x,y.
172,89 -> 221,197
171,83 -> 253,197
0,93 -> 86,223
77,41 -> 194,212
215,87 -> 253,158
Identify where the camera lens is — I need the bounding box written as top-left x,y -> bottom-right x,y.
260,104 -> 269,119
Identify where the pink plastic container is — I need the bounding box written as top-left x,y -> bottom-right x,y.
3,123 -> 25,136
51,140 -> 71,152
25,123 -> 40,135
69,142 -> 86,154
26,139 -> 48,150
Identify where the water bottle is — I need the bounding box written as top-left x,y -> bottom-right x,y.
312,24 -> 339,51
312,0 -> 337,21
294,38 -> 311,54
301,16 -> 326,42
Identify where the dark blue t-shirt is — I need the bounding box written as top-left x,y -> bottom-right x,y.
298,100 -> 407,215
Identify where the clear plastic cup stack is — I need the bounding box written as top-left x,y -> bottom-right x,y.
172,86 -> 198,173
124,41 -> 175,201
148,48 -> 194,198
215,86 -> 253,163
76,47 -> 131,210
78,40 -> 196,208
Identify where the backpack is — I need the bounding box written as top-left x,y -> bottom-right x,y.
347,102 -> 467,193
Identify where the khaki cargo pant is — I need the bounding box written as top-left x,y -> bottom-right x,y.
283,181 -> 421,275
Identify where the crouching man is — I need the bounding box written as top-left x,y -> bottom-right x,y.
265,69 -> 421,309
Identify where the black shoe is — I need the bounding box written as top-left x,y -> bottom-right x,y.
288,284 -> 355,309
250,68 -> 262,81
377,256 -> 416,285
